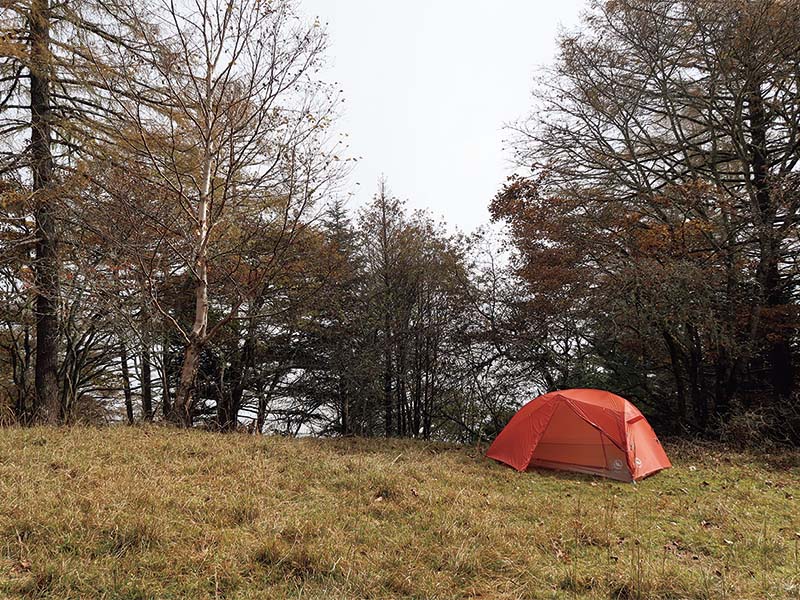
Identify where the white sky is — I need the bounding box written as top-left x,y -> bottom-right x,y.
300,1 -> 585,233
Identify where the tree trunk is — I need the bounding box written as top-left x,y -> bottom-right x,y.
662,328 -> 687,425
216,392 -> 234,432
221,366 -> 246,432
172,340 -> 201,427
747,87 -> 793,399
256,370 -> 282,434
423,333 -> 437,440
141,342 -> 153,422
30,0 -> 60,424
170,126 -> 211,427
217,302 -> 260,432
687,325 -> 707,430
412,339 -> 422,438
396,340 -> 407,437
256,394 -> 267,434
713,345 -> 735,418
339,379 -> 350,435
383,325 -> 393,437
161,337 -> 172,418
11,324 -> 33,423
217,359 -> 241,433
120,342 -> 134,424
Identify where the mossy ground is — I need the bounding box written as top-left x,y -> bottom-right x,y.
0,427 -> 798,599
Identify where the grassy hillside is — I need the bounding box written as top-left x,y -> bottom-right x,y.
0,428 -> 798,599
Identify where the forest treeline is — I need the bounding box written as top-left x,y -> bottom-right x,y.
1,0 -> 799,443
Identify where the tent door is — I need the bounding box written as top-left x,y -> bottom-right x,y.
529,401 -> 630,479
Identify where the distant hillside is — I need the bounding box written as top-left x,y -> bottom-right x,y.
0,428 -> 798,599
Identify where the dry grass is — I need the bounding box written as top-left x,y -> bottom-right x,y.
0,427 -> 798,599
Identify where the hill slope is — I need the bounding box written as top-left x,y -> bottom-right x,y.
0,428 -> 798,599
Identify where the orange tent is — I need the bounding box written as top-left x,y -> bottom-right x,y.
486,388 -> 671,481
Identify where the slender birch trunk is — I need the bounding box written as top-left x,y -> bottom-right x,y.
170,146 -> 211,427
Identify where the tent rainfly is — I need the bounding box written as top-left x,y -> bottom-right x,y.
486,388 -> 671,481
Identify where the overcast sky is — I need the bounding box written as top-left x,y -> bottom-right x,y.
299,1 -> 585,233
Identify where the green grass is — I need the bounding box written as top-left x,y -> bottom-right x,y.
0,428 -> 798,599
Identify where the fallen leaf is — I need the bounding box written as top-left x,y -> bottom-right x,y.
11,560 -> 31,573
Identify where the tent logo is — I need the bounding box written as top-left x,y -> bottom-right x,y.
611,459 -> 624,471
635,458 -> 642,467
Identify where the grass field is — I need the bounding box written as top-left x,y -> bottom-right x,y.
0,428 -> 798,599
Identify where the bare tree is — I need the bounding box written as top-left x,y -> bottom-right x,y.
90,0 -> 340,426
510,0 -> 800,408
